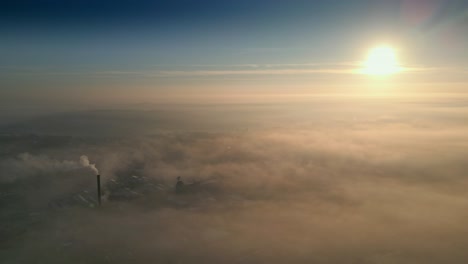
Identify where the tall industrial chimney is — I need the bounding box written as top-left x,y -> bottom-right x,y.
96,174 -> 101,206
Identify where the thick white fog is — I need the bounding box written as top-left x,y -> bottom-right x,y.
1,96 -> 468,263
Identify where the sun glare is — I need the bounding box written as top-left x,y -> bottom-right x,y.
362,45 -> 400,76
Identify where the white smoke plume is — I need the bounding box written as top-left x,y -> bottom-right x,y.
80,155 -> 99,175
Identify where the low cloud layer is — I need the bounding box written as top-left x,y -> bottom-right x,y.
1,97 -> 468,263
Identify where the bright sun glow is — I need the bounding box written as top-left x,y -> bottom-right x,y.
362,45 -> 400,76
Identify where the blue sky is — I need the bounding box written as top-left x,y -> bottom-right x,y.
1,0 -> 468,107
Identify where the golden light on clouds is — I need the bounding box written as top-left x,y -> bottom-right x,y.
362,45 -> 401,76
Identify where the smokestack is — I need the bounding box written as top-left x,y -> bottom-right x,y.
96,174 -> 101,206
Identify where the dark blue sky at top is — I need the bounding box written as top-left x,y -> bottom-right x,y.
1,0 -> 395,43
1,0 -> 467,72
1,1 -> 385,26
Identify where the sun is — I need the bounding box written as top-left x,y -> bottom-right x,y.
362,45 -> 400,76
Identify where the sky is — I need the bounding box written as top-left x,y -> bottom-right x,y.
3,1 -> 468,263
1,0 -> 468,111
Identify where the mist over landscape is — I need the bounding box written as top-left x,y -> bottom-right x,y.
2,0 -> 468,263
2,95 -> 468,263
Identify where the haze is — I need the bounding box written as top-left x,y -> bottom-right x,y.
1,1 -> 468,263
